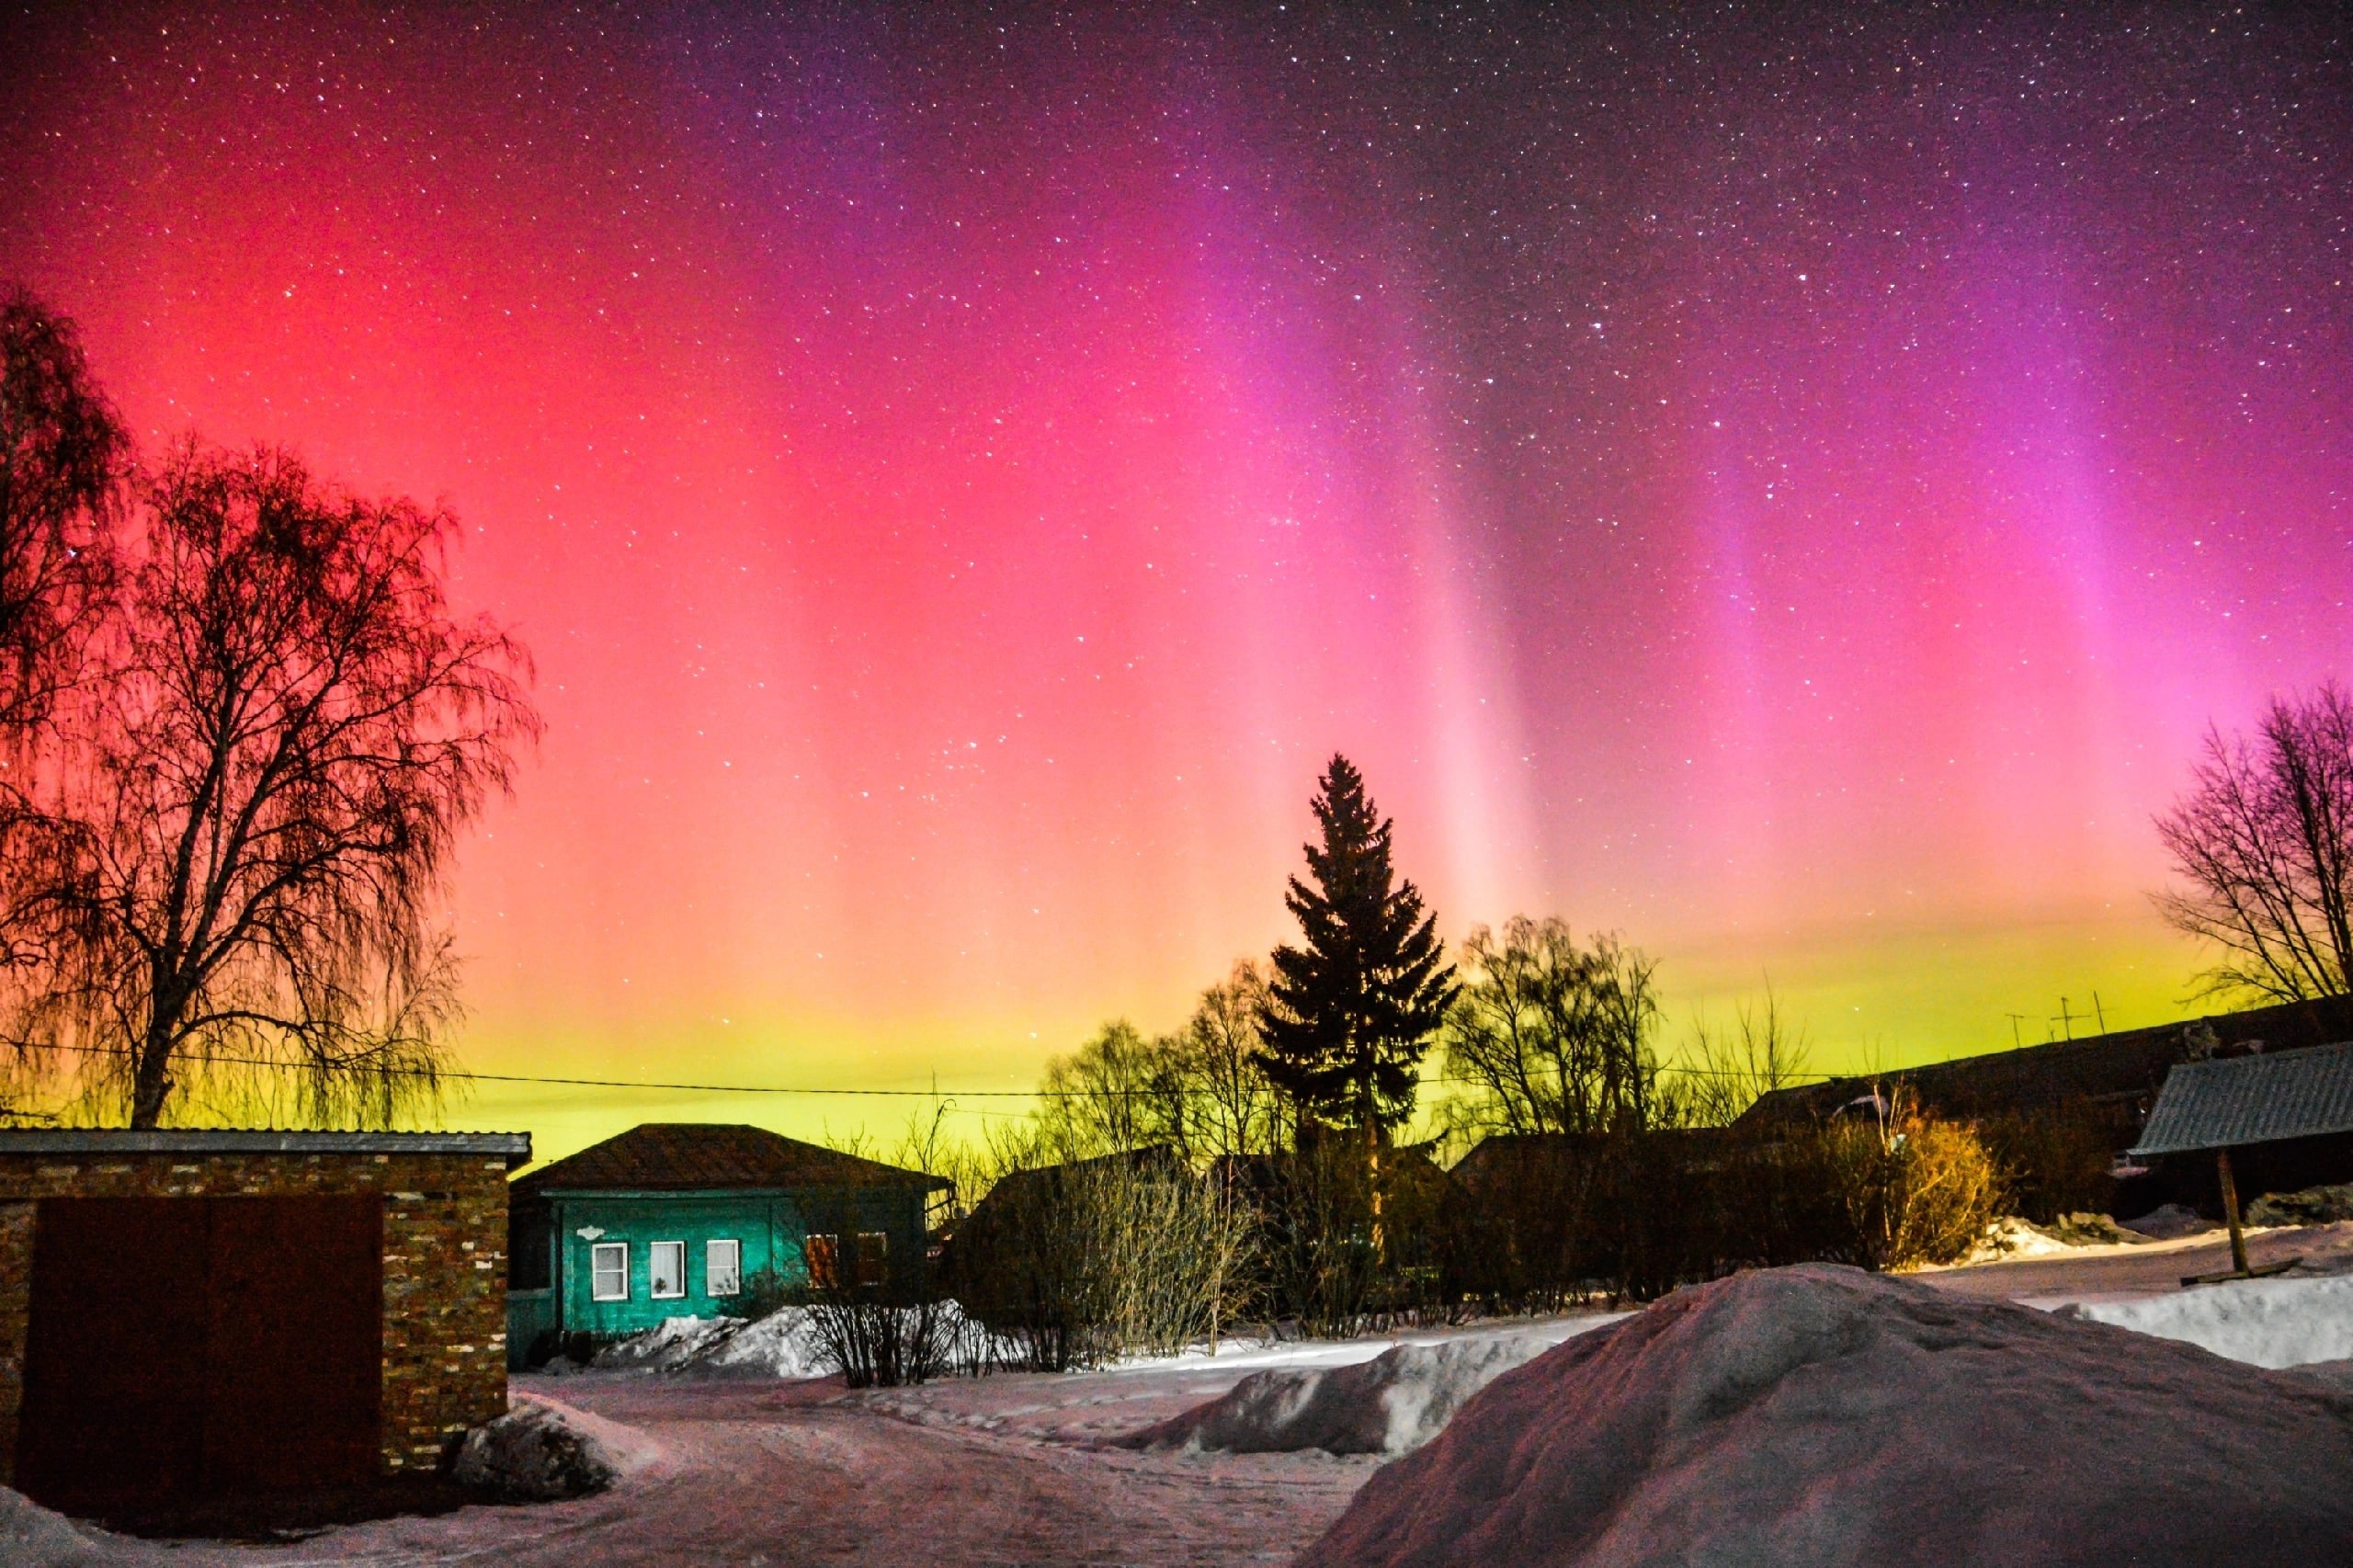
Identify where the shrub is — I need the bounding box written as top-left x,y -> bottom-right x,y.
947,1148 -> 1256,1369
1819,1105 -> 2006,1270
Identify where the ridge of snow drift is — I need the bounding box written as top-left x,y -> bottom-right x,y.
1119,1331 -> 1567,1456
2060,1273 -> 2353,1369
1298,1263 -> 2353,1568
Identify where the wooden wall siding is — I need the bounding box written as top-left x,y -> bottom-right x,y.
530,1184 -> 928,1341
0,1152 -> 510,1483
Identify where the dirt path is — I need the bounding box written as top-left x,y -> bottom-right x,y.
1913,1221 -> 2353,1302
158,1372 -> 1374,1568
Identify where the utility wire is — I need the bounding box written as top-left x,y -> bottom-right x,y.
34,1040 -> 1834,1098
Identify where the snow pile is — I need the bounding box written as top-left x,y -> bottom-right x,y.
452,1399 -> 620,1502
1299,1264 -> 2353,1567
1120,1331 -> 1564,1457
2248,1184 -> 2353,1226
2045,1210 -> 2154,1246
0,1487 -> 146,1567
1962,1211 -> 2154,1265
2060,1274 -> 2353,1369
2121,1203 -> 2212,1240
1964,1216 -> 2075,1263
594,1308 -> 831,1379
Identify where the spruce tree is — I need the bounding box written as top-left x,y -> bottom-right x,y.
1258,755 -> 1459,1142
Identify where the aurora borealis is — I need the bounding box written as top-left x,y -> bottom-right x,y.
3,6 -> 2347,1157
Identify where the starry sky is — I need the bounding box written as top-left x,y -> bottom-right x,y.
3,5 -> 2347,1158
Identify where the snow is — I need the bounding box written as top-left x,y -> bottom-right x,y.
0,1486 -> 149,1567
2060,1274 -> 2353,1369
591,1308 -> 831,1379
1965,1215 -> 2078,1262
1120,1324 -> 1616,1456
1299,1263 -> 2353,1567
451,1398 -> 621,1501
2122,1202 -> 2215,1240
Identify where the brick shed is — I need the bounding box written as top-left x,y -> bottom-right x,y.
0,1128 -> 530,1517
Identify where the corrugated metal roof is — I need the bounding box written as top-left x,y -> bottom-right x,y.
2130,1040 -> 2353,1156
0,1129 -> 532,1159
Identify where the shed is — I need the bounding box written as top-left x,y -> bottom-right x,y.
0,1128 -> 530,1517
506,1123 -> 948,1363
2131,1040 -> 2353,1279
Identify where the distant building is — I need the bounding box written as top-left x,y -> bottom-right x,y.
0,1128 -> 529,1517
505,1122 -> 947,1364
1734,995 -> 2353,1135
1733,994 -> 2353,1218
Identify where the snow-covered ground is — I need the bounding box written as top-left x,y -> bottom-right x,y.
126,1314 -> 1612,1568
70,1220 -> 2353,1565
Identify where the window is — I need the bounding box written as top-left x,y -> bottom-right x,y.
804,1233 -> 839,1290
590,1242 -> 629,1301
649,1240 -> 688,1300
855,1231 -> 889,1288
707,1238 -> 742,1298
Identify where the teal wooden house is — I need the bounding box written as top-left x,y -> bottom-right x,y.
505,1123 -> 947,1366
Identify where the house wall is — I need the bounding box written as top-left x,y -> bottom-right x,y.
0,1151 -> 511,1483
519,1185 -> 926,1347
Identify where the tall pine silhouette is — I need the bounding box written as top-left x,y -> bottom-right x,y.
1259,755 -> 1458,1142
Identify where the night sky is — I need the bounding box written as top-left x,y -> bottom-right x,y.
3,6 -> 2347,1156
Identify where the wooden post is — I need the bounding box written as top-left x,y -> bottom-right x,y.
2218,1147 -> 2250,1278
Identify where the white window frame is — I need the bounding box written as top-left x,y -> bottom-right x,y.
649,1239 -> 688,1301
589,1241 -> 630,1301
706,1238 -> 743,1298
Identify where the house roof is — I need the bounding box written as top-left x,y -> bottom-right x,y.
2130,1040 -> 2353,1156
512,1122 -> 947,1196
0,1130 -> 531,1163
1735,994 -> 2353,1130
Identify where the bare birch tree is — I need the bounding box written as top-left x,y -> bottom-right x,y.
2155,684 -> 2353,1001
0,285 -> 126,736
1444,916 -> 1665,1137
3,443 -> 539,1127
1176,960 -> 1281,1160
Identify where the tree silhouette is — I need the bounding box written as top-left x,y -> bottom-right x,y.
4,442 -> 540,1127
2155,682 -> 2353,1001
0,284 -> 126,735
1258,755 -> 1457,1143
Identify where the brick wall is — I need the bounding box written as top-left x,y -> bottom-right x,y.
0,1151 -> 511,1483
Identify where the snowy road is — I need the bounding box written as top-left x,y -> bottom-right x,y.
152,1349 -> 1448,1567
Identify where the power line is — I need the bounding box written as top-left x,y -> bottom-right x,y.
33,1041 -> 1832,1100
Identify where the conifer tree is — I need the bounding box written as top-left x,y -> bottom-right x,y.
1258,755 -> 1458,1144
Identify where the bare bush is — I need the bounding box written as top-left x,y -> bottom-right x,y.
1819,1098 -> 2006,1271
949,1139 -> 1256,1369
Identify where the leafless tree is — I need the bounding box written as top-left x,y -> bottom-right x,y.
1672,987 -> 1813,1128
1174,960 -> 1282,1160
3,442 -> 539,1127
1443,916 -> 1665,1137
0,285 -> 127,735
2155,683 -> 2353,1002
1034,1019 -> 1188,1160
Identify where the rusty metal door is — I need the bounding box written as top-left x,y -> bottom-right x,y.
17,1194 -> 384,1513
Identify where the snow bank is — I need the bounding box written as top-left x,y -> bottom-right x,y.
2248,1184 -> 2353,1226
0,1486 -> 146,1567
2121,1202 -> 2211,1240
1300,1264 -> 2353,1568
1120,1331 -> 1570,1457
452,1400 -> 620,1502
1961,1212 -> 2154,1265
594,1307 -> 831,1379
2060,1274 -> 2353,1369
